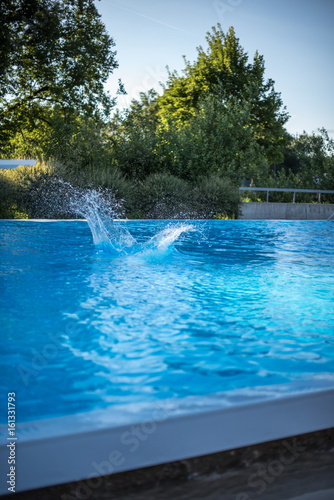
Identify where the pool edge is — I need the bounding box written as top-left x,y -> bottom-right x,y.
1,382 -> 333,495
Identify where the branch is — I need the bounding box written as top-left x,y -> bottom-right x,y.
5,86 -> 50,113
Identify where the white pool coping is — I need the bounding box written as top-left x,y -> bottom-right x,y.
1,379 -> 334,494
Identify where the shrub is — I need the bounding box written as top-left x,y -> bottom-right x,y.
0,161 -> 52,218
0,172 -> 19,218
53,160 -> 132,204
0,159 -> 134,218
0,163 -> 240,220
134,173 -> 192,219
191,175 -> 239,218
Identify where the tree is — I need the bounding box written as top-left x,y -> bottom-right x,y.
112,89 -> 270,185
0,0 -> 121,154
283,129 -> 334,190
109,90 -> 161,180
156,93 -> 269,184
158,25 -> 289,164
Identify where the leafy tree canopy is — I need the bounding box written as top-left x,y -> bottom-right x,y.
158,25 -> 289,164
0,0 -> 121,152
279,128 -> 334,189
155,92 -> 269,184
111,90 -> 269,184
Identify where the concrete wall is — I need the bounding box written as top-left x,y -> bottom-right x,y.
239,202 -> 334,220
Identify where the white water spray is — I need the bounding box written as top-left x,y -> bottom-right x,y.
33,177 -> 193,256
66,183 -> 193,257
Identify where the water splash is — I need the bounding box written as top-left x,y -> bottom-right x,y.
75,192 -> 194,259
32,177 -> 194,258
135,224 -> 194,262
69,188 -> 136,254
88,218 -> 194,260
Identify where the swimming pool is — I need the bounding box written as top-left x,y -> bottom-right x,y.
1,218 -> 334,493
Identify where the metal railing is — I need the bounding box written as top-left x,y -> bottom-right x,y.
239,187 -> 334,203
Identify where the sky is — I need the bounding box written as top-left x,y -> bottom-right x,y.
97,0 -> 334,136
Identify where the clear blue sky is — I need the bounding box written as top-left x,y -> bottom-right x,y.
97,0 -> 334,136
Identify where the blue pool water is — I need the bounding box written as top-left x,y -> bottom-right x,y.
1,219 -> 334,423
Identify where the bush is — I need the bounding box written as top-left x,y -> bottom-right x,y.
133,173 -> 192,218
191,176 -> 239,218
53,160 -> 132,204
128,173 -> 240,219
0,163 -> 240,220
0,161 -> 53,218
0,172 -> 19,218
0,159 -> 135,218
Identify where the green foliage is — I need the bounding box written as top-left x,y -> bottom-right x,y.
0,0 -> 128,214
0,172 -> 19,218
156,94 -> 269,184
1,108 -> 132,199
0,0 -> 121,153
113,24 -> 288,189
287,129 -> 334,190
126,173 -> 239,219
113,91 -> 270,186
0,160 -> 134,218
132,173 -> 191,219
108,90 -> 162,181
240,129 -> 334,203
192,175 -> 239,218
0,161 -> 52,218
158,25 -> 289,164
110,115 -> 159,180
118,89 -> 160,132
261,128 -> 334,202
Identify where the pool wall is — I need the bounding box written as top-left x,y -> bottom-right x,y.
239,202 -> 334,220
1,381 -> 333,495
